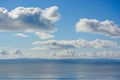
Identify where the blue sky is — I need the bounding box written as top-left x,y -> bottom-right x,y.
0,0 -> 120,59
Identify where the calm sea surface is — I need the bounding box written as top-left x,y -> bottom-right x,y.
0,60 -> 120,80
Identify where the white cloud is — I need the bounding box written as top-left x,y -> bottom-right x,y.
0,48 -> 120,59
76,18 -> 120,38
53,49 -> 120,59
34,32 -> 54,39
32,39 -> 118,50
0,49 -> 22,55
0,48 -> 53,59
0,6 -> 60,32
0,48 -> 22,59
14,33 -> 29,38
41,6 -> 60,22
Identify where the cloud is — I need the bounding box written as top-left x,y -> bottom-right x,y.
32,39 -> 118,50
41,6 -> 60,22
0,6 -> 60,32
76,18 -> 120,38
34,32 -> 54,39
0,49 -> 22,55
0,48 -> 23,59
14,33 -> 29,38
53,49 -> 120,59
0,48 -> 54,59
0,48 -> 120,59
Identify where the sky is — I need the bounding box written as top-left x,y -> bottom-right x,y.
0,0 -> 120,59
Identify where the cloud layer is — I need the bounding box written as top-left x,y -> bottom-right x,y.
53,49 -> 120,59
76,18 -> 120,38
0,48 -> 120,59
32,39 -> 117,50
0,6 -> 60,32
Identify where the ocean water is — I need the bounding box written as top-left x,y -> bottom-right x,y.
0,59 -> 120,80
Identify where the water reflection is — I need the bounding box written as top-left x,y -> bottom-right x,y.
0,63 -> 120,80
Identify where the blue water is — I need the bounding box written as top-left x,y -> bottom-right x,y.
0,59 -> 120,80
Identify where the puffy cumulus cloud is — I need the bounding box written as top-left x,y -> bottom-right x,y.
14,33 -> 29,38
34,32 -> 54,39
76,18 -> 120,38
32,39 -> 118,50
0,48 -> 23,59
0,6 -> 60,32
0,49 -> 22,55
41,6 -> 60,22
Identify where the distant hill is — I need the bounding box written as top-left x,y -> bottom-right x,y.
0,58 -> 120,64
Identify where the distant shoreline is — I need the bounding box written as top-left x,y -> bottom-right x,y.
0,58 -> 120,64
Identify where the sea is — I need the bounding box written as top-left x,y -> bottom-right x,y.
0,59 -> 120,80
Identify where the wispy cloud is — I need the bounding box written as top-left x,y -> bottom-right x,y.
32,39 -> 118,50
14,33 -> 29,38
76,18 -> 120,38
34,32 -> 54,39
